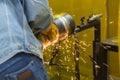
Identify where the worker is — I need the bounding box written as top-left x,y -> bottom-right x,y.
0,0 -> 52,80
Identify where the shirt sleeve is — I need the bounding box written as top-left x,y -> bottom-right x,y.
21,0 -> 53,31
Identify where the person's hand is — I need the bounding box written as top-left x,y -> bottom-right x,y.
36,24 -> 59,48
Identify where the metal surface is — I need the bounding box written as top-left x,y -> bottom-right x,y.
54,14 -> 75,40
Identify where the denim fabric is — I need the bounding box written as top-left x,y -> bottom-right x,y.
0,0 -> 53,64
0,52 -> 50,80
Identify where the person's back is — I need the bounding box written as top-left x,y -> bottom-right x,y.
0,0 -> 52,80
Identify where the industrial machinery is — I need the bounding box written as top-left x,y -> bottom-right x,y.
32,13 -> 104,80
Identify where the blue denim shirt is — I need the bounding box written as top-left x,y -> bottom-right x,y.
0,0 -> 52,64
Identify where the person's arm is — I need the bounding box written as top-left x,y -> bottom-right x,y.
21,0 -> 53,31
20,0 -> 75,49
